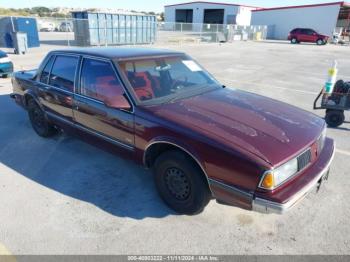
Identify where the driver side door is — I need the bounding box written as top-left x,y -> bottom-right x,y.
73,57 -> 135,150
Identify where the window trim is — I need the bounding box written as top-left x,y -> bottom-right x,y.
39,54 -> 56,85
47,53 -> 80,93
77,55 -> 134,113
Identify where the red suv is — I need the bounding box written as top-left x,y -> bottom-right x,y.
288,28 -> 329,45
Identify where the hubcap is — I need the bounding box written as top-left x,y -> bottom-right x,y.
164,167 -> 191,201
331,115 -> 340,123
31,107 -> 46,133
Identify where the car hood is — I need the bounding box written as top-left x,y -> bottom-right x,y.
145,88 -> 325,166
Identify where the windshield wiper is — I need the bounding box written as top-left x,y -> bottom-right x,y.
163,84 -> 217,104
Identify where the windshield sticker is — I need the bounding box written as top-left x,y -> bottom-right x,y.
182,60 -> 202,72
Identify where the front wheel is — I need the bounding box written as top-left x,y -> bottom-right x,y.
153,150 -> 211,215
325,109 -> 345,127
27,99 -> 57,137
316,39 -> 325,45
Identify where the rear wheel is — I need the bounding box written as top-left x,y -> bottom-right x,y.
27,99 -> 57,137
325,109 -> 345,127
291,38 -> 298,44
153,150 -> 211,215
1,74 -> 8,78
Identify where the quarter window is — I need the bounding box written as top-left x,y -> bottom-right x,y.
40,55 -> 55,84
80,58 -> 124,103
49,55 -> 78,92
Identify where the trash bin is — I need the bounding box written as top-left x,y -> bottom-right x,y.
12,32 -> 28,55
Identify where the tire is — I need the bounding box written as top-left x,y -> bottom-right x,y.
153,150 -> 211,215
316,39 -> 324,45
1,74 -> 8,78
291,38 -> 298,44
325,110 -> 345,127
27,99 -> 57,137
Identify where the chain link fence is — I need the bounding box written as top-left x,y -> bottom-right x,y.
0,15 -> 268,52
157,22 -> 268,44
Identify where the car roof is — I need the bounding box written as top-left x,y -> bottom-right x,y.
51,47 -> 185,60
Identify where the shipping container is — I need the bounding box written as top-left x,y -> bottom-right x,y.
71,11 -> 156,46
0,17 -> 40,48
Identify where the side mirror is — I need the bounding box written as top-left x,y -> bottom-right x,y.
104,95 -> 131,110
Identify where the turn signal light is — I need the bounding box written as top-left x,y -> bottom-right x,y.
261,172 -> 275,189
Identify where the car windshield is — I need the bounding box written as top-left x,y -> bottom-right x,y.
117,55 -> 221,105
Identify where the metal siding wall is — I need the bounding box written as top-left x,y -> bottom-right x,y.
164,3 -> 243,25
88,13 -> 99,45
251,5 -> 341,39
72,11 -> 156,45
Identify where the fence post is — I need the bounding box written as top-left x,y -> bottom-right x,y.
181,23 -> 183,32
65,17 -> 70,46
104,19 -> 107,47
216,24 -> 218,43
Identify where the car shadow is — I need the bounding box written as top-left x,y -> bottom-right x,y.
0,94 -> 174,219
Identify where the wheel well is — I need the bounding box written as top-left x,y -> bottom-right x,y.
145,143 -> 181,168
24,94 -> 34,108
144,142 -> 211,190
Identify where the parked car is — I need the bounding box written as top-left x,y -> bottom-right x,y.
0,50 -> 13,78
288,28 -> 329,45
39,22 -> 55,32
59,22 -> 73,32
10,48 -> 335,215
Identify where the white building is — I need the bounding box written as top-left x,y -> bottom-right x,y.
164,1 -> 257,26
251,2 -> 350,39
164,1 -> 350,39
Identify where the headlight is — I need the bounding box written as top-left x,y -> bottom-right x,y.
318,125 -> 326,153
260,157 -> 298,190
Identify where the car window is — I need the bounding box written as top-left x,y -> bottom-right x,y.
306,29 -> 315,35
118,55 -> 220,104
49,55 -> 78,92
40,55 -> 55,84
80,58 -> 124,103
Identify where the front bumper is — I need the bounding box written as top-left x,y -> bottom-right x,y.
252,138 -> 335,214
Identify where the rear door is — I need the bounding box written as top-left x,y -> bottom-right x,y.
37,54 -> 80,123
301,29 -> 316,42
73,57 -> 135,150
298,29 -> 308,42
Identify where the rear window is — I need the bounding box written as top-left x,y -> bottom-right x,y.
49,55 -> 79,92
291,29 -> 299,34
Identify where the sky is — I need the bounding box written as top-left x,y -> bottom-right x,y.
0,0 -> 345,12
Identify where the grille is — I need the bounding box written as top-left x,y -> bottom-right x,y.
297,149 -> 311,171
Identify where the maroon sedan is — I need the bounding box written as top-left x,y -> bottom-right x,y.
11,48 -> 335,215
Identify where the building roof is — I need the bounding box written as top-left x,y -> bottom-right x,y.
51,47 -> 184,60
164,1 -> 259,9
253,1 -> 350,12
